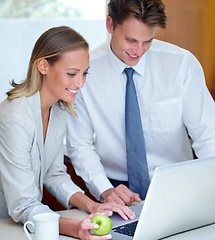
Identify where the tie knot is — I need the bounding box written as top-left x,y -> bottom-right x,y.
124,67 -> 134,80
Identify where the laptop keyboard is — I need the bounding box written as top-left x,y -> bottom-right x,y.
112,220 -> 138,237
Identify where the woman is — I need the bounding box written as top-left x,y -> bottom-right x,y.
0,26 -> 135,239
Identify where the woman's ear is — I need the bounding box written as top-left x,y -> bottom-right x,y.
37,59 -> 48,75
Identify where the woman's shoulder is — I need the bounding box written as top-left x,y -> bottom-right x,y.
0,96 -> 34,126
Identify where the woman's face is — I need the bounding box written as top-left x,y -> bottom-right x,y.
39,47 -> 89,105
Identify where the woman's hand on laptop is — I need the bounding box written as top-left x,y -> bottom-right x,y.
101,184 -> 141,206
90,201 -> 136,220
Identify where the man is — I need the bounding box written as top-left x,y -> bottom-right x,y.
66,0 -> 215,206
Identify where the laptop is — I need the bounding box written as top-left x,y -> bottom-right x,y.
110,156 -> 215,240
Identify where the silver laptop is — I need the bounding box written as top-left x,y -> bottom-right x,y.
110,156 -> 215,240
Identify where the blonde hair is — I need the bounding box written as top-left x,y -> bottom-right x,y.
7,26 -> 89,115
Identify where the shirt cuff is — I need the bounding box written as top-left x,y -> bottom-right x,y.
27,204 -> 55,233
56,181 -> 84,209
89,173 -> 114,201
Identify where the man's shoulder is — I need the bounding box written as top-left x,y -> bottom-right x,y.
90,41 -> 109,61
151,39 -> 190,55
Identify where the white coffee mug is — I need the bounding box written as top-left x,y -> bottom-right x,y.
23,212 -> 60,240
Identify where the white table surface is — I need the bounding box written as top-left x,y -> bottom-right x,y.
1,207 -> 215,240
0,208 -> 88,240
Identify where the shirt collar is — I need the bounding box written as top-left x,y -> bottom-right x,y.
133,53 -> 146,76
106,40 -> 128,76
106,39 -> 146,77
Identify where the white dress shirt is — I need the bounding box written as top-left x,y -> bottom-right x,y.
66,39 -> 215,200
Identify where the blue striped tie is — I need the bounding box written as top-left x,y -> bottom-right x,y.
125,67 -> 150,199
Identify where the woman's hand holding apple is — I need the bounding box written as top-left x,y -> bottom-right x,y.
77,213 -> 112,240
91,214 -> 113,236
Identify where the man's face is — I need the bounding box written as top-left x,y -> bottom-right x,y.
107,16 -> 156,66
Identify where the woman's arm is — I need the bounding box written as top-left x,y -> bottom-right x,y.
0,111 -> 52,223
59,214 -> 111,239
60,191 -> 136,239
69,192 -> 136,221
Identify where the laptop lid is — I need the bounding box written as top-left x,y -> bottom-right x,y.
134,156 -> 215,240
111,157 -> 215,240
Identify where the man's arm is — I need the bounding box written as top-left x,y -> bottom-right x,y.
66,91 -> 113,200
183,52 -> 215,158
66,92 -> 141,205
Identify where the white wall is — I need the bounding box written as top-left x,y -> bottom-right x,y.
0,18 -> 107,101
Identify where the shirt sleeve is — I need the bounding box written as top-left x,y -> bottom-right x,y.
0,119 -> 53,224
183,52 -> 215,158
66,91 -> 113,201
43,143 -> 84,209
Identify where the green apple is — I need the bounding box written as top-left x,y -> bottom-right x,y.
91,214 -> 113,236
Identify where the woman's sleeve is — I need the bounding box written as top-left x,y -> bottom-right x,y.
43,135 -> 84,209
0,118 -> 53,224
